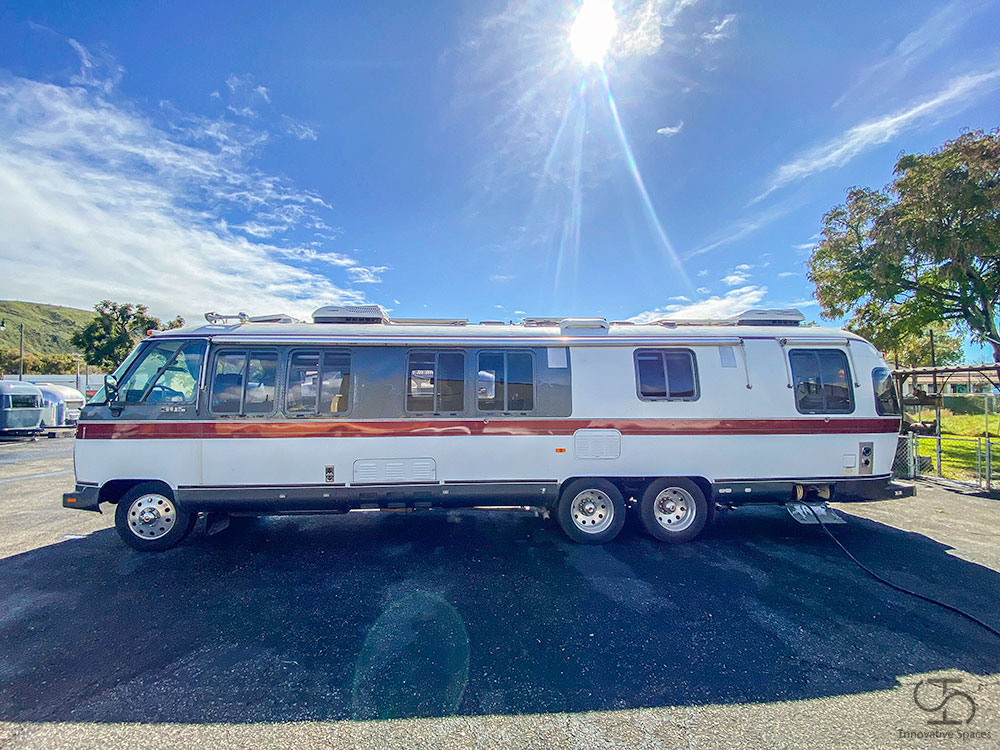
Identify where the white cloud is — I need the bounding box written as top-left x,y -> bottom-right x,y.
686,201 -> 794,258
347,266 -> 389,284
514,309 -> 526,315
756,67 -> 1000,201
656,121 -> 684,137
778,271 -> 801,278
734,263 -> 752,271
630,285 -> 768,322
489,274 -> 515,282
696,286 -> 711,294
282,115 -> 318,141
696,269 -> 708,277
721,272 -> 749,286
702,14 -> 736,43
0,43 -> 373,321
667,295 -> 690,302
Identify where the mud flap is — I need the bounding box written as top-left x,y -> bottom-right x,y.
785,502 -> 846,525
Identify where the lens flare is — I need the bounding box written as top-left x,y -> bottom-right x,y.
569,0 -> 617,65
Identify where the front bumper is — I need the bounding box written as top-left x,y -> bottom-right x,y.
63,484 -> 101,513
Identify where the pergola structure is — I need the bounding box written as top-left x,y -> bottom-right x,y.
892,364 -> 1000,405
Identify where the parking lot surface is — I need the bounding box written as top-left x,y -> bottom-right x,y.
1,438 -> 998,749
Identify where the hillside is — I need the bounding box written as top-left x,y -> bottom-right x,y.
0,301 -> 95,355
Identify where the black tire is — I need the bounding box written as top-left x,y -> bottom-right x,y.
114,482 -> 197,551
557,478 -> 626,544
639,478 -> 708,543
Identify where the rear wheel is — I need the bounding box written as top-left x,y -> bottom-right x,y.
557,479 -> 626,544
639,478 -> 708,543
114,483 -> 196,551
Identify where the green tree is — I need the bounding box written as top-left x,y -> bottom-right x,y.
849,321 -> 964,368
71,301 -> 184,370
808,130 -> 1000,361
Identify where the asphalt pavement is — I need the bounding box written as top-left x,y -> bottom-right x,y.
1,438 -> 998,749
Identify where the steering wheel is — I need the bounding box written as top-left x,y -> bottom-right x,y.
149,384 -> 185,402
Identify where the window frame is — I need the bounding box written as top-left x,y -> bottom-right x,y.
788,348 -> 855,415
476,349 -> 536,414
404,349 -> 468,415
872,366 -> 901,416
208,347 -> 280,418
284,347 -> 354,418
633,348 -> 700,402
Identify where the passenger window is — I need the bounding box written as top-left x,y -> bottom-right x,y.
634,349 -> 699,400
286,350 -> 351,415
210,349 -> 278,415
406,351 -> 465,413
116,340 -> 205,405
477,351 -> 534,412
789,349 -> 854,414
873,367 -> 900,416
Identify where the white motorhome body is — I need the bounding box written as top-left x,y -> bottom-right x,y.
64,307 -> 905,550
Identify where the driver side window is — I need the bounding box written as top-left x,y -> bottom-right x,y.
116,340 -> 206,405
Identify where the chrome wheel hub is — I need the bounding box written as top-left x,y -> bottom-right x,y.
654,487 -> 696,532
127,494 -> 177,540
570,489 -> 613,534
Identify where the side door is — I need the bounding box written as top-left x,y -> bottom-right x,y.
200,346 -> 281,486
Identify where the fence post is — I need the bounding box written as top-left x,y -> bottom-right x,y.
908,433 -> 916,479
987,434 -> 993,492
977,438 -> 983,489
936,435 -> 942,477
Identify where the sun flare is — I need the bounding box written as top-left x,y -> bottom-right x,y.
569,0 -> 617,65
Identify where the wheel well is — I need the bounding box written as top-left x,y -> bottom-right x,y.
99,479 -> 173,505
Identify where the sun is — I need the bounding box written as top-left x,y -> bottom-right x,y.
569,0 -> 617,65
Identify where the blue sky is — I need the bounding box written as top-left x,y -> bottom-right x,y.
0,0 -> 998,354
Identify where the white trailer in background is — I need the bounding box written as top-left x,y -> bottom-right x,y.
64,306 -> 906,551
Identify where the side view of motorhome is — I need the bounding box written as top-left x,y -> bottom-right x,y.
64,306 -> 905,551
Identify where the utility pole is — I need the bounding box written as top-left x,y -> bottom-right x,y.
18,322 -> 24,381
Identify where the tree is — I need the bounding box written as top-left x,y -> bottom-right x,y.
808,130 -> 1000,361
71,301 -> 184,370
849,321 -> 963,368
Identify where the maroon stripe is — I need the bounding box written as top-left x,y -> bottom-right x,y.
77,417 -> 900,440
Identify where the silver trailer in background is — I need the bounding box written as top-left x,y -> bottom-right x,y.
0,381 -> 44,436
36,383 -> 86,428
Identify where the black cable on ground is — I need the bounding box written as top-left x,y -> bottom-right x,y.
805,503 -> 1000,640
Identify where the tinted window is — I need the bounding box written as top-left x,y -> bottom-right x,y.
116,340 -> 205,404
873,367 -> 900,416
406,351 -> 465,413
286,350 -> 351,415
789,349 -> 854,414
210,349 -> 278,415
635,349 -> 699,400
10,394 -> 39,409
477,351 -> 534,412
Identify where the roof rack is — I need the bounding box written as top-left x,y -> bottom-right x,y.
204,312 -> 250,324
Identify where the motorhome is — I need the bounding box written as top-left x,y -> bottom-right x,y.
0,381 -> 44,437
63,306 -> 905,551
37,383 -> 86,428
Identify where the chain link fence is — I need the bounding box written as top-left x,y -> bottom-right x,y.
893,432 -> 998,490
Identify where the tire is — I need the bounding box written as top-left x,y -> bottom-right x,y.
114,482 -> 197,551
639,478 -> 708,543
557,479 -> 626,544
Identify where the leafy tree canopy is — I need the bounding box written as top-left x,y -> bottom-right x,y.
71,301 -> 184,370
808,130 -> 1000,361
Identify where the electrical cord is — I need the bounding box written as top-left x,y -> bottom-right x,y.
805,503 -> 1000,640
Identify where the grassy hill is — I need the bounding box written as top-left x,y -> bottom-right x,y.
0,301 -> 95,356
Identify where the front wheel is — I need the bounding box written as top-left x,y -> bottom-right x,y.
557,479 -> 626,544
639,478 -> 708,543
114,483 -> 197,551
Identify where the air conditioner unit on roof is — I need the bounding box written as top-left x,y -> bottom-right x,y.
312,305 -> 391,324
731,308 -> 804,326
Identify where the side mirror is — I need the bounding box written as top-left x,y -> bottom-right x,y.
104,374 -> 120,403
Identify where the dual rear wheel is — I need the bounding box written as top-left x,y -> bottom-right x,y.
557,477 -> 708,545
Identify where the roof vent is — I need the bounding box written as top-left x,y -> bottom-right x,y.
312,305 -> 390,324
559,317 -> 609,333
731,308 -> 804,326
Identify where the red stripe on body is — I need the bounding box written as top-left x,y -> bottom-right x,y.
77,417 -> 901,440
